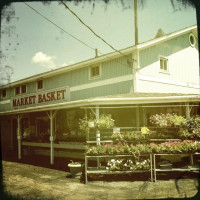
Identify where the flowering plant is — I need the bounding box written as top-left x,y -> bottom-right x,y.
85,142 -> 152,155
111,131 -> 146,141
86,140 -> 200,155
171,115 -> 186,126
150,140 -> 200,153
185,116 -> 200,132
106,159 -> 150,171
79,114 -> 115,133
150,113 -> 186,127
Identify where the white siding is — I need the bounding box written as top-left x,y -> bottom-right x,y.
138,33 -> 199,94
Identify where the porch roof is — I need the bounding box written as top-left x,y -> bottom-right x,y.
1,93 -> 199,115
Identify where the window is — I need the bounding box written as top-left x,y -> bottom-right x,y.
160,57 -> 168,73
90,66 -> 100,79
189,33 -> 196,47
15,86 -> 20,95
21,85 -> 27,94
37,80 -> 43,90
1,89 -> 6,98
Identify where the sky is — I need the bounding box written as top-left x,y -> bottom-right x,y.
0,0 -> 197,84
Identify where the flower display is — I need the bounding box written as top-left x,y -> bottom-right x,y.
79,114 -> 115,133
106,159 -> 150,171
111,131 -> 146,141
185,116 -> 200,132
85,140 -> 200,155
150,140 -> 200,153
150,113 -> 186,127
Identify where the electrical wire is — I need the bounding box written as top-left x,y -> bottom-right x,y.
24,2 -> 132,68
60,0 -> 134,65
23,2 -> 134,69
23,1 -> 95,51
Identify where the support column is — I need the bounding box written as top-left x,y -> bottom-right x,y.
46,110 -> 57,165
95,106 -> 100,168
16,114 -> 22,160
95,106 -> 100,145
185,103 -> 191,119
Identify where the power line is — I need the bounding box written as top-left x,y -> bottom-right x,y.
60,0 -> 134,65
23,1 -> 95,51
23,2 -> 133,69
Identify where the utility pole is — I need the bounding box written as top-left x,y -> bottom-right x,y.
134,0 -> 138,45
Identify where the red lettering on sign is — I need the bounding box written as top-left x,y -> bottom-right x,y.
16,99 -> 20,106
13,99 -> 17,107
21,98 -> 24,106
57,91 -> 61,100
60,89 -> 66,99
25,97 -> 28,105
51,92 -> 56,101
29,96 -> 32,104
32,96 -> 36,104
42,93 -> 47,102
38,94 -> 43,103
46,92 -> 51,101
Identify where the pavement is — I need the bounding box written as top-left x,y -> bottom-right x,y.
2,160 -> 200,200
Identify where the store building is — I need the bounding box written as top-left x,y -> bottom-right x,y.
0,25 -> 199,164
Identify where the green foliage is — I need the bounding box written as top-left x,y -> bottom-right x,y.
185,115 -> 200,131
111,131 -> 146,142
85,140 -> 200,155
150,113 -> 186,127
106,158 -> 150,171
79,114 -> 115,133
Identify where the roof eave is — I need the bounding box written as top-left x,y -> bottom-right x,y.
1,94 -> 199,115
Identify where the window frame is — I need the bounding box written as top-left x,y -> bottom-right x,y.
15,86 -> 21,96
37,79 -> 43,90
159,56 -> 169,74
21,84 -> 27,94
1,89 -> 7,98
89,65 -> 101,80
189,33 -> 196,47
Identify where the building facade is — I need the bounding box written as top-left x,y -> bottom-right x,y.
0,25 -> 199,163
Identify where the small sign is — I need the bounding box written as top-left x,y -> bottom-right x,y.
113,127 -> 120,134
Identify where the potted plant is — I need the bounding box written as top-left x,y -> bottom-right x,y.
68,160 -> 83,179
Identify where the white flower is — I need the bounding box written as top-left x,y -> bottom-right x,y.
111,159 -> 115,162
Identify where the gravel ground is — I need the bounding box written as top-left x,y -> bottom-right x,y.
2,160 -> 200,200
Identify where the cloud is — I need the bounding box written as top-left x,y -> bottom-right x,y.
61,62 -> 67,67
32,52 -> 56,69
59,61 -> 74,68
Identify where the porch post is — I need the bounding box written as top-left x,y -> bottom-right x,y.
95,106 -> 100,145
16,114 -> 22,160
47,110 -> 57,165
185,103 -> 191,119
95,106 -> 100,168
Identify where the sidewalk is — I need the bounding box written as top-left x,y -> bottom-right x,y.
2,160 -> 200,200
